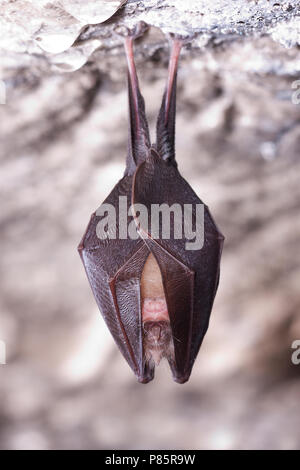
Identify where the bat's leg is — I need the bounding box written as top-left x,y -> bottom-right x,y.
155,36 -> 183,166
123,23 -> 151,175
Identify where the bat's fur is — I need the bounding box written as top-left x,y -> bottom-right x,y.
143,320 -> 175,366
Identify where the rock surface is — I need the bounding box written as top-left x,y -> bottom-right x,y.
0,0 -> 300,450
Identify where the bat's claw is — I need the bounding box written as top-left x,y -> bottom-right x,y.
115,21 -> 149,40
166,32 -> 194,47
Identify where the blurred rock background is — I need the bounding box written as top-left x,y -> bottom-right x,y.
0,0 -> 300,450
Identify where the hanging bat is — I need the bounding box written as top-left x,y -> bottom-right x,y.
78,26 -> 224,383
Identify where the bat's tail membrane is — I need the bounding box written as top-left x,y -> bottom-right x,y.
155,38 -> 182,167
124,32 -> 151,176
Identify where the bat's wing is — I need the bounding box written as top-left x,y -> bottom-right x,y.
109,242 -> 155,382
132,151 -> 224,382
143,237 -> 195,383
78,175 -> 154,383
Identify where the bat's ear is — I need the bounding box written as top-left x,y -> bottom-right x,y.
155,38 -> 182,167
124,31 -> 151,176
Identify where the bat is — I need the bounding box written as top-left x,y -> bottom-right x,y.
78,25 -> 224,383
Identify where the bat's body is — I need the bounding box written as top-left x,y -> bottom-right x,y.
79,27 -> 224,383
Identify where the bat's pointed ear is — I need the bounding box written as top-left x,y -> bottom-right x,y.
155,38 -> 182,167
124,26 -> 151,176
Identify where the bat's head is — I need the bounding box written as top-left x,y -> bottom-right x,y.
143,320 -> 174,366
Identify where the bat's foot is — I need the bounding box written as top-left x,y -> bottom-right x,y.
115,21 -> 149,41
166,32 -> 196,45
167,32 -> 184,41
